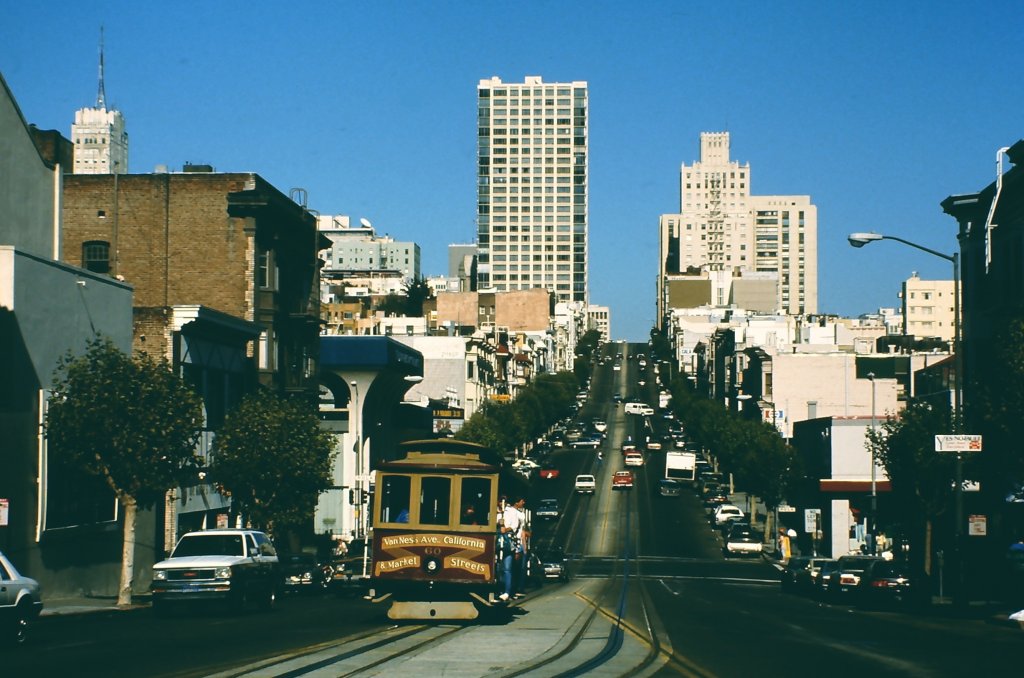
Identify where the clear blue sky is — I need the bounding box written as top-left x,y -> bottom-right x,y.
3,2 -> 1021,341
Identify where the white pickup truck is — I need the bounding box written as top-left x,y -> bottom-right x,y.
574,474 -> 596,494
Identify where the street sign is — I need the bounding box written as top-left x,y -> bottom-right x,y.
0,498 -> 8,526
968,514 -> 987,536
934,434 -> 982,453
777,503 -> 796,513
804,508 -> 821,533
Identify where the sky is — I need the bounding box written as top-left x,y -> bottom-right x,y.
2,2 -> 1021,342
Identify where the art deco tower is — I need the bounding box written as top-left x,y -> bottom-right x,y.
71,28 -> 128,174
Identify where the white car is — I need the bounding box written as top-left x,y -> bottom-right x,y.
592,420 -> 608,433
574,474 -> 596,494
0,550 -> 43,645
151,529 -> 281,613
713,504 -> 745,527
624,451 -> 644,467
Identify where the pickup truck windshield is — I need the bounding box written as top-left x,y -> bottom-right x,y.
172,534 -> 245,557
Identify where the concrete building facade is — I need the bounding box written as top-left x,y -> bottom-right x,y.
476,76 -> 588,305
901,273 -> 956,343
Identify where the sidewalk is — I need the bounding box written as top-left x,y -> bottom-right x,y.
40,593 -> 151,617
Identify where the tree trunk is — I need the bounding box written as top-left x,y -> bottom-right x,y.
923,519 -> 932,576
118,496 -> 137,607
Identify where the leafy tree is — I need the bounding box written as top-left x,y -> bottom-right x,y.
211,389 -> 336,536
867,399 -> 955,576
45,337 -> 203,606
456,371 -> 579,455
403,276 -> 433,317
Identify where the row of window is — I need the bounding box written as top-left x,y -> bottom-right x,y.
492,274 -> 575,282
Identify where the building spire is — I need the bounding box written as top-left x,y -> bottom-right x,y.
97,26 -> 106,109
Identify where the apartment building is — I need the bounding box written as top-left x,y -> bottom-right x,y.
476,75 -> 588,305
901,273 -> 956,342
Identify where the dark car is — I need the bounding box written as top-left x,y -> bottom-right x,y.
781,556 -> 813,592
280,553 -> 333,593
537,547 -> 570,582
858,559 -> 915,608
812,559 -> 840,598
830,555 -> 884,600
703,487 -> 730,508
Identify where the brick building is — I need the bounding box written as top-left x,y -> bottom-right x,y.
62,171 -> 328,398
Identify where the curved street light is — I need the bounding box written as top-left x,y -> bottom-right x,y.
848,230 -> 964,597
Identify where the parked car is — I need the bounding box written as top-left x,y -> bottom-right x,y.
151,529 -> 281,613
858,559 -> 916,608
712,504 -> 745,527
612,470 -> 635,490
280,553 -> 333,594
535,498 -> 560,520
0,550 -> 43,646
703,487 -> 730,508
782,557 -> 834,595
780,556 -> 812,592
830,555 -> 884,600
723,527 -> 763,558
812,559 -> 840,598
331,538 -> 371,592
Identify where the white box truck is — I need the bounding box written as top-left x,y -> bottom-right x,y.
665,451 -> 696,481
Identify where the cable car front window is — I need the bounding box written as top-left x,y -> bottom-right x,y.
420,476 -> 451,525
380,475 -> 411,524
460,477 -> 492,526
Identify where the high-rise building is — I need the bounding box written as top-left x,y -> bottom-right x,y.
476,76 -> 588,305
71,29 -> 128,174
658,132 -> 817,322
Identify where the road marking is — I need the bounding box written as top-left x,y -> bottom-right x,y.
659,579 -> 680,596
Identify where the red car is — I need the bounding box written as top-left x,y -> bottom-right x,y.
538,466 -> 560,480
612,471 -> 634,490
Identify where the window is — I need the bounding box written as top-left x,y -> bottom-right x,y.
82,240 -> 110,274
460,477 -> 492,525
379,475 -> 411,523
420,476 -> 451,525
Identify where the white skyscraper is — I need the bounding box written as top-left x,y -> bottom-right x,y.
71,30 -> 128,174
476,76 -> 588,305
659,132 -> 817,320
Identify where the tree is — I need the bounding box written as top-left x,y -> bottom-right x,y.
45,337 -> 203,606
868,399 -> 955,576
402,276 -> 433,317
211,389 -> 336,537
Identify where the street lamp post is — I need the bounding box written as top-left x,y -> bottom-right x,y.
867,372 -> 877,555
350,383 -> 366,577
848,231 -> 963,592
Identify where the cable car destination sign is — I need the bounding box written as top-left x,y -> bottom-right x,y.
934,434 -> 982,453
